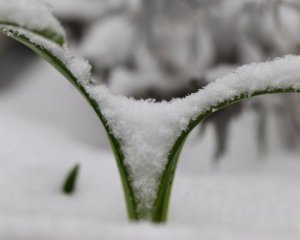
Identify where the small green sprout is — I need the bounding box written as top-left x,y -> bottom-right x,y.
63,164 -> 80,195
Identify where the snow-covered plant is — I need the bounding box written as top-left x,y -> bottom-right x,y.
1,0 -> 300,222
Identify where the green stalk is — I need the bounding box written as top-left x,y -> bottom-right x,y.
63,164 -> 80,194
152,136 -> 187,222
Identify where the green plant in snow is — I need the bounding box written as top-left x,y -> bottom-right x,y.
63,164 -> 80,195
1,4 -> 300,223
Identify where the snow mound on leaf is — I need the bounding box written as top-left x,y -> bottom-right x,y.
89,55 -> 300,217
177,55 -> 300,122
88,85 -> 190,217
0,0 -> 65,42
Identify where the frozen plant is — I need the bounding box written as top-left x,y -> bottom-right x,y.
1,0 -> 300,222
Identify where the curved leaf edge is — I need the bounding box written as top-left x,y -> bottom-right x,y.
0,25 -> 139,220
0,21 -> 65,46
154,88 -> 300,222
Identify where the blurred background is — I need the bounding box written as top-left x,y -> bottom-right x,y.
1,0 -> 300,239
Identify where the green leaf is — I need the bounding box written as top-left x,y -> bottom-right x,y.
0,21 -> 65,46
63,164 -> 80,194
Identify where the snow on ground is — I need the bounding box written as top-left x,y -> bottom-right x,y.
1,59 -> 300,239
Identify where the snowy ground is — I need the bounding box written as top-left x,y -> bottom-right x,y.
1,59 -> 300,239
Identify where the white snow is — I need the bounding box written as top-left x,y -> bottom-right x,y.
0,0 -> 65,42
89,86 -> 188,216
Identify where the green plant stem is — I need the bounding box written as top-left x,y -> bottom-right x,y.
63,164 -> 80,194
152,136 -> 187,222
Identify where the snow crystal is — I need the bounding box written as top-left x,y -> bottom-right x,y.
0,0 -> 65,42
204,65 -> 237,84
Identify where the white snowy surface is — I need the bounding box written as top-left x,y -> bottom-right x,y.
1,59 -> 300,239
0,0 -> 65,40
